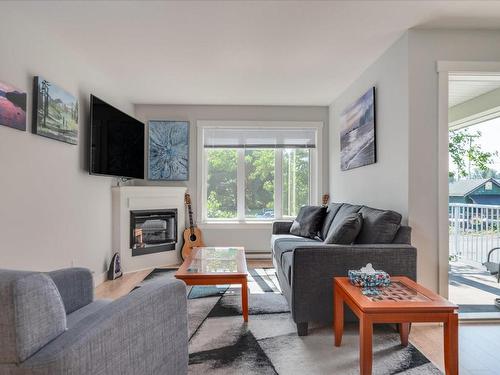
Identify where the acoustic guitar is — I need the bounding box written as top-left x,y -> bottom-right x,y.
181,193 -> 205,260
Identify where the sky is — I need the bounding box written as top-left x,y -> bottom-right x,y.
0,81 -> 22,93
468,117 -> 500,171
450,116 -> 500,176
39,77 -> 76,105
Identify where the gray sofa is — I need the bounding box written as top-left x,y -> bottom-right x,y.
0,268 -> 188,375
272,203 -> 417,336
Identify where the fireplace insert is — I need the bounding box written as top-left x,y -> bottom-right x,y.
130,209 -> 177,256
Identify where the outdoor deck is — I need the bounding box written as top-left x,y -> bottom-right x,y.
449,260 -> 500,313
448,203 -> 500,315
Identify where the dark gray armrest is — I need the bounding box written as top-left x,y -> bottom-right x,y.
23,278 -> 188,375
273,221 -> 293,234
290,244 -> 417,322
47,268 -> 94,314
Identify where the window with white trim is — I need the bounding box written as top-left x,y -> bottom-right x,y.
199,122 -> 321,222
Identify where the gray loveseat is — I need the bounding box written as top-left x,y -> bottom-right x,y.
0,268 -> 188,375
272,202 -> 417,336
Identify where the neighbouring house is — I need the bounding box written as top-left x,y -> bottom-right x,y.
449,178 -> 500,205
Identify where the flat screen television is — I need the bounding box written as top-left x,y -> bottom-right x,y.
89,95 -> 144,179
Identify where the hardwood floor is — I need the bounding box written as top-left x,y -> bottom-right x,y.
95,260 -> 271,300
95,268 -> 152,300
95,260 -> 500,374
411,322 -> 500,375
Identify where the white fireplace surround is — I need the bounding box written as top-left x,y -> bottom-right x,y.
112,186 -> 187,273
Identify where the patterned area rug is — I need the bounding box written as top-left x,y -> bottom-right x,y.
141,268 -> 442,374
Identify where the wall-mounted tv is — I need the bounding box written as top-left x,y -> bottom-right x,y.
90,95 -> 144,179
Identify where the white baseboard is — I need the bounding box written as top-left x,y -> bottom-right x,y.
245,251 -> 272,259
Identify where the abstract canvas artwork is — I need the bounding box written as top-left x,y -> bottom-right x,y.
33,76 -> 78,144
148,120 -> 189,181
0,80 -> 27,131
340,87 -> 376,171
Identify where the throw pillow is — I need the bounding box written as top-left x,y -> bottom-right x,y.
324,212 -> 363,245
289,205 -> 326,238
355,206 -> 402,244
319,202 -> 343,240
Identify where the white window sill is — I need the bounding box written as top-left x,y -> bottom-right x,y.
198,221 -> 275,230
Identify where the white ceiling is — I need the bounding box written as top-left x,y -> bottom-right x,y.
4,1 -> 500,106
449,75 -> 500,107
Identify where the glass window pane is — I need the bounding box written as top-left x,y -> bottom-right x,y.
206,149 -> 237,219
282,149 -> 310,217
245,149 -> 275,219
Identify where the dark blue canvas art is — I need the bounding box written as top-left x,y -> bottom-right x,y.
148,120 -> 189,181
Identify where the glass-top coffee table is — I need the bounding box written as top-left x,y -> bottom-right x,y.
175,247 -> 249,321
334,276 -> 458,375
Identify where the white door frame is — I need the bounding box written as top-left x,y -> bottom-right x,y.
437,61 -> 500,297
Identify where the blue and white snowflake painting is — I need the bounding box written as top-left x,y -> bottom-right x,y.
148,121 -> 189,181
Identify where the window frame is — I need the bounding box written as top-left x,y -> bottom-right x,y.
197,120 -> 323,226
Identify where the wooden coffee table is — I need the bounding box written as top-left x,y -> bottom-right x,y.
334,276 -> 458,375
175,246 -> 249,322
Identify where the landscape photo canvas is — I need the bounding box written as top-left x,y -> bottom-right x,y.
0,80 -> 27,131
148,120 -> 189,181
340,87 -> 376,171
33,76 -> 78,144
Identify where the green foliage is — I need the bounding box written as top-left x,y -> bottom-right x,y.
206,149 -> 237,218
282,149 -> 310,216
449,129 -> 497,180
245,150 -> 275,216
206,148 -> 311,219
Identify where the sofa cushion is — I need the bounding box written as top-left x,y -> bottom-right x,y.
273,237 -> 317,267
356,206 -> 402,244
48,268 -> 94,314
324,212 -> 363,245
271,234 -> 304,253
319,203 -> 343,240
290,205 -> 326,238
0,270 -> 67,364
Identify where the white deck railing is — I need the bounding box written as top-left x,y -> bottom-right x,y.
449,203 -> 500,264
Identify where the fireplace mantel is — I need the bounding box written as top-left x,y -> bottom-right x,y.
112,186 -> 187,273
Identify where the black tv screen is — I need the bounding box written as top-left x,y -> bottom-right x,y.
90,95 -> 144,179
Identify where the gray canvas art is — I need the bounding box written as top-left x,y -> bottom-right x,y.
148,120 -> 189,180
340,87 -> 376,171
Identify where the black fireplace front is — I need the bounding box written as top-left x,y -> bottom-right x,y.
130,209 -> 177,256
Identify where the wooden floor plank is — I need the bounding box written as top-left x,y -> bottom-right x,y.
95,268 -> 153,300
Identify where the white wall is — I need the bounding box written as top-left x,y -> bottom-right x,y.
329,34 -> 409,220
329,30 -> 500,292
0,8 -> 132,283
407,29 -> 500,291
134,104 -> 329,252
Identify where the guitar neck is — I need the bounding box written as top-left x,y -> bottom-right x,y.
188,204 -> 195,229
